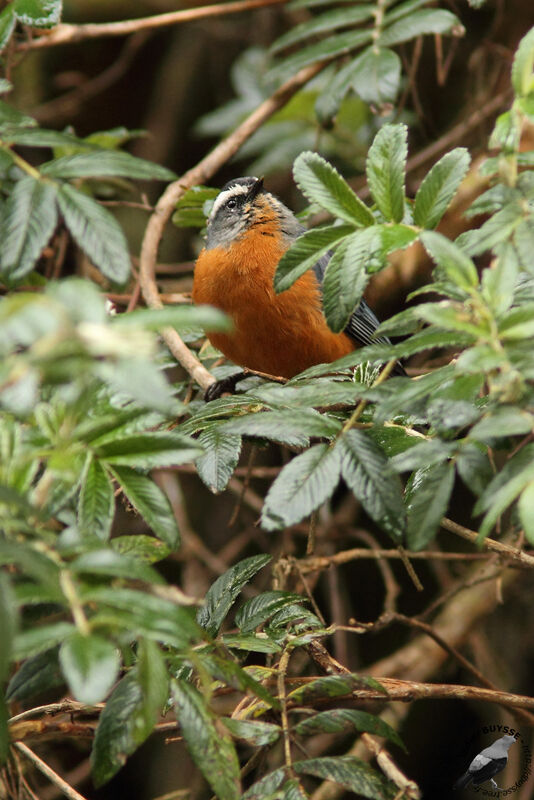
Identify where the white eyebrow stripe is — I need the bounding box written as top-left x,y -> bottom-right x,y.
210,184 -> 251,220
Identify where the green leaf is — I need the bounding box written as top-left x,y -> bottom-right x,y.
274,224 -> 353,293
221,408 -> 341,446
242,769 -> 286,800
268,29 -> 372,84
41,150 -> 175,181
0,573 -> 16,684
57,183 -> 131,284
91,669 -> 156,786
475,444 -> 534,539
293,708 -> 404,750
96,358 -> 182,416
366,123 -> 407,222
470,406 -> 533,442
14,622 -> 76,660
391,440 -> 455,473
511,26 -> 534,98
456,202 -> 524,257
338,429 -> 405,541
515,219 -> 534,275
414,302 -> 482,338
498,304 -> 534,340
293,151 -> 374,226
199,653 -> 278,709
172,185 -> 218,228
196,427 -> 242,494
287,673 -> 385,704
0,127 -> 94,149
405,461 -> 455,550
14,0 -> 62,27
0,101 -> 36,128
0,177 -> 58,280
261,443 -> 342,531
295,755 -> 393,799
0,6 -> 15,53
481,241 -> 519,314
281,779 -> 309,800
6,647 -> 63,702
456,443 -> 493,497
111,534 -> 171,564
113,304 -> 230,333
221,632 -> 281,654
223,717 -> 281,746
235,591 -> 305,633
420,231 -> 479,291
69,548 -> 163,584
137,639 -> 169,733
78,457 -> 115,540
110,466 -> 180,548
197,554 -> 272,637
59,632 -> 119,704
380,8 -> 461,47
322,231 -> 371,332
96,431 -> 202,470
0,693 -> 8,765
414,149 -> 471,229
172,679 -> 241,800
349,46 -> 401,106
272,5 -> 374,53
519,481 -> 534,545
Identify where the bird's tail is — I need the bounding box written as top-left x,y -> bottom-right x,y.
453,772 -> 472,790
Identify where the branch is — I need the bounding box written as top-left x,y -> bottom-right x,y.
16,0 -> 288,51
139,60 -> 326,391
13,742 -> 89,800
441,517 -> 534,568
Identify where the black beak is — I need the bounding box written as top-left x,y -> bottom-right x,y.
247,176 -> 264,202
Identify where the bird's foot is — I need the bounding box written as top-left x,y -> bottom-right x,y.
489,779 -> 502,791
204,372 -> 248,402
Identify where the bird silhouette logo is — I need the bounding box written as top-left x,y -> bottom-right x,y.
454,733 -> 517,791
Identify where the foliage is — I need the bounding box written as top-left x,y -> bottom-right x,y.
0,1 -> 533,799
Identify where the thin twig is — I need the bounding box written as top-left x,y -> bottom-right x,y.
13,743 -> 89,800
16,0 -> 289,51
441,517 -> 534,568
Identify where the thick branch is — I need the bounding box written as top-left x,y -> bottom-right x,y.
17,0 -> 288,51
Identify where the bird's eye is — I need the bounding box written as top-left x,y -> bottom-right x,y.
226,197 -> 238,211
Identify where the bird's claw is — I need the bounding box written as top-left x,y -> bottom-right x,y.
204,372 -> 246,402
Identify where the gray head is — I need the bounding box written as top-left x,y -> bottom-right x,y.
205,176 -> 303,250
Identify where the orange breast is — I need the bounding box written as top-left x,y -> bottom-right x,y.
192,227 -> 355,378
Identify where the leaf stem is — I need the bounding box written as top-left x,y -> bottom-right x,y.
0,143 -> 42,180
60,571 -> 91,636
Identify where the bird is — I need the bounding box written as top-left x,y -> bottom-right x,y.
192,176 -> 401,399
453,734 -> 517,791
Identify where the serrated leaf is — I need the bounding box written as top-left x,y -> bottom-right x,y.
414,149 -> 471,229
456,202 -> 524,257
322,231 -> 371,332
366,123 -> 407,222
405,461 -> 455,550
287,673 -> 385,704
281,779 -> 309,800
221,408 -> 341,446
111,466 -> 180,548
420,231 -> 478,291
338,429 -> 405,541
498,304 -> 534,340
268,29 -> 372,84
113,304 -> 230,333
0,177 -> 58,280
242,768 -> 286,799
250,377 -> 363,408
111,534 -> 171,564
91,670 -> 156,787
511,26 -> 534,98
274,224 -> 354,293
295,755 -> 392,799
0,6 -> 16,53
350,46 -> 401,106
222,717 -> 281,746
41,150 -> 175,181
272,5 -> 374,53
391,439 -> 455,472
199,653 -> 278,709
474,444 -> 534,540
196,427 -> 241,494
293,708 -> 404,750
14,0 -> 62,27
6,646 -> 63,701
414,302 -> 482,337
470,406 -> 533,442
456,443 -> 492,497
57,183 -> 131,283
69,548 -> 163,584
96,431 -> 202,470
380,8 -> 461,47
59,632 -> 119,704
221,632 -> 281,653
197,554 -> 272,637
78,456 -> 115,540
261,443 -> 342,531
96,358 -> 182,416
519,481 -> 534,545
235,591 -> 305,633
172,679 -> 241,800
137,639 -> 169,732
293,151 -> 374,227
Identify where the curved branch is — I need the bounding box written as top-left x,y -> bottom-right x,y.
17,0 -> 288,51
139,60 -> 326,391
